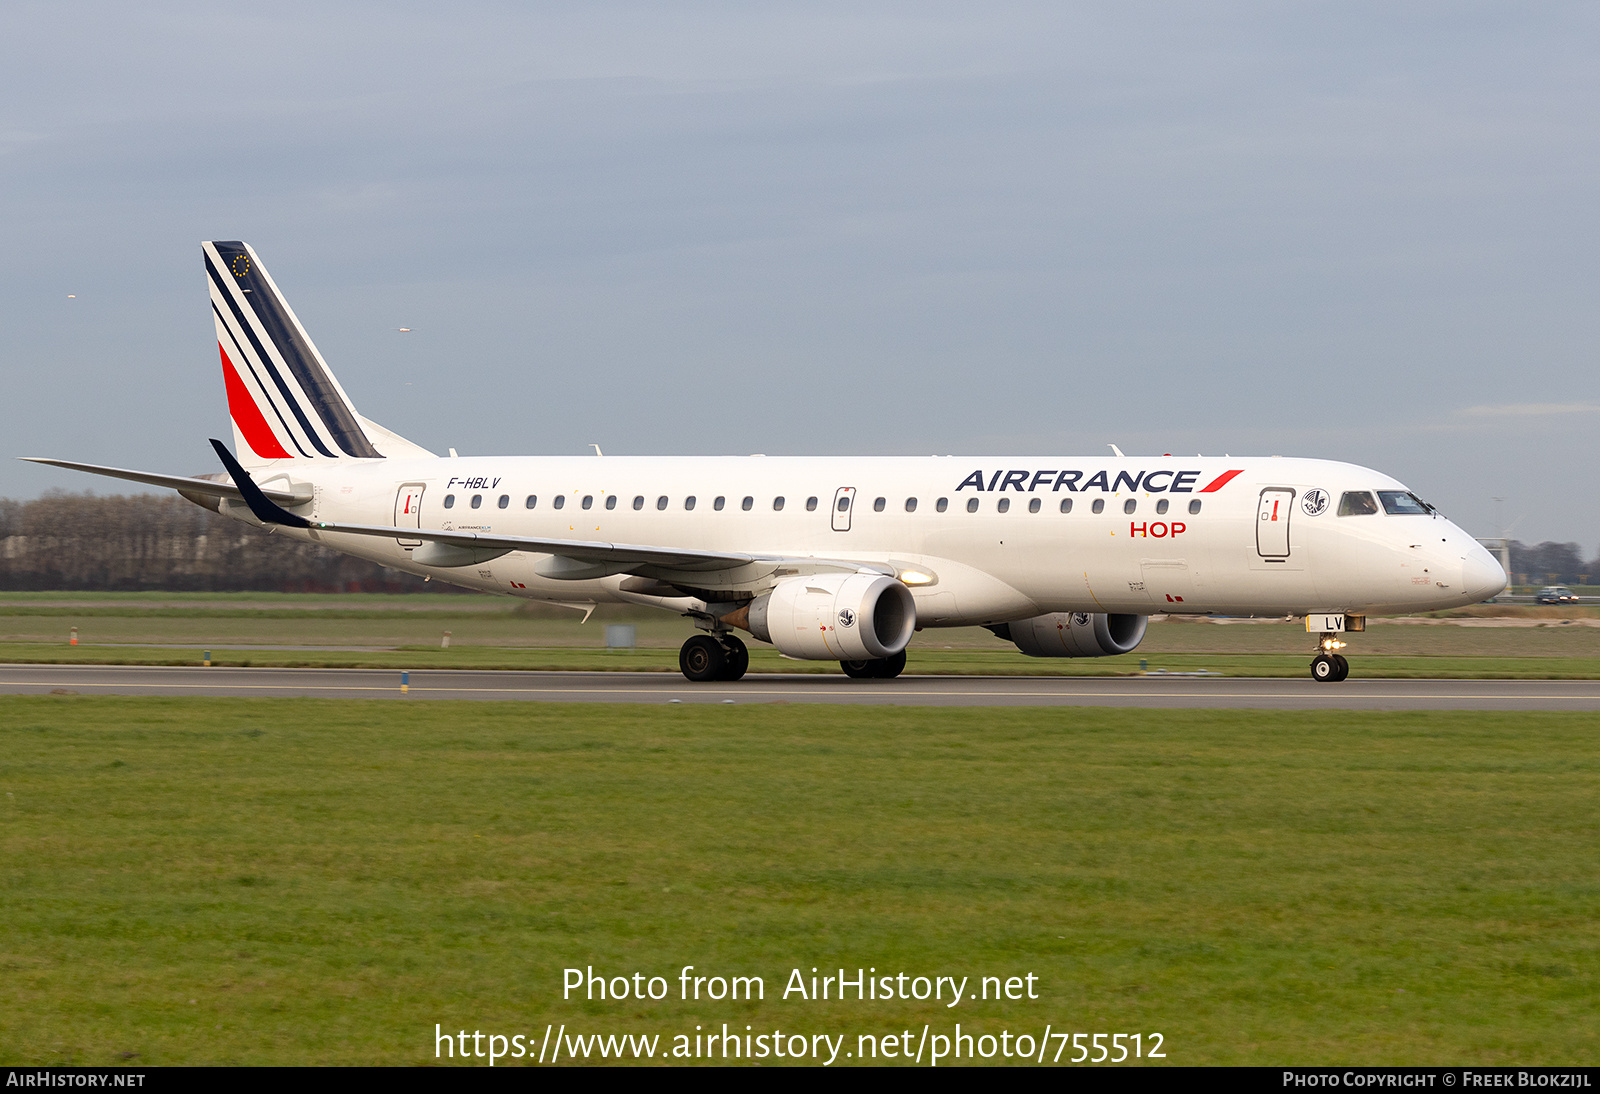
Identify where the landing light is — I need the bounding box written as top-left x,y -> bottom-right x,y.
898,570 -> 936,587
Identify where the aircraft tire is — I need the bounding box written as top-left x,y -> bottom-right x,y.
719,636 -> 749,681
876,650 -> 907,679
840,659 -> 878,679
680,635 -> 727,682
1311,654 -> 1338,682
1331,654 -> 1349,681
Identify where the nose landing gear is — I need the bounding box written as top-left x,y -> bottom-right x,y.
1310,634 -> 1350,682
839,650 -> 908,679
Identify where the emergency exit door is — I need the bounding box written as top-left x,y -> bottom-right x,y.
831,487 -> 856,532
1257,488 -> 1293,558
394,483 -> 425,547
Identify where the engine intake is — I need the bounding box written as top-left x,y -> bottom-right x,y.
745,573 -> 917,661
991,612 -> 1147,658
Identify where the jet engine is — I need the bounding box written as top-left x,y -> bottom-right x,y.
990,612 -> 1148,658
744,573 -> 917,661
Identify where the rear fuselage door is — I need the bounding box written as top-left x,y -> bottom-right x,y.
395,483 -> 425,547
831,487 -> 856,532
1256,487 -> 1294,558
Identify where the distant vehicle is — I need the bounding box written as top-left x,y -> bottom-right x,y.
1536,586 -> 1579,604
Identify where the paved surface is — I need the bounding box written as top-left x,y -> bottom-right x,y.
4,664 -> 1600,709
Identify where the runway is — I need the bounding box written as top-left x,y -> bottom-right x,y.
4,663 -> 1600,709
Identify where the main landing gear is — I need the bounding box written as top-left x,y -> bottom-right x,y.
679,633 -> 749,682
1310,634 -> 1350,682
840,650 -> 907,679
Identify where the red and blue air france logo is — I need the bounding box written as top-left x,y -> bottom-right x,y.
954,468 -> 1242,494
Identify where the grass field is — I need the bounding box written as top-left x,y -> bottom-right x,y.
4,593 -> 1600,678
2,697 -> 1597,1066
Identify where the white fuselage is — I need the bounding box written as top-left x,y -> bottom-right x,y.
227,454 -> 1507,626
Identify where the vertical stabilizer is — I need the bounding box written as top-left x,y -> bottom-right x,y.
204,241 -> 384,465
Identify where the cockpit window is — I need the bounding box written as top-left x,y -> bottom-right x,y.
1338,491 -> 1378,516
1378,490 -> 1432,516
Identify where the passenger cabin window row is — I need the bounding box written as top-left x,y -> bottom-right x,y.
438,492 -> 1205,516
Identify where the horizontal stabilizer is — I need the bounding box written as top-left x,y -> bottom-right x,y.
19,456 -> 311,505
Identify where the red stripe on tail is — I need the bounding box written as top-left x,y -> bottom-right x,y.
219,344 -> 292,459
1199,469 -> 1243,493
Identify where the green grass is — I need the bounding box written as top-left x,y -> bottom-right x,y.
5,593 -> 1600,678
2,698 -> 1598,1065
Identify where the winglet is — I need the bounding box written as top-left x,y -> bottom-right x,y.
209,439 -> 312,528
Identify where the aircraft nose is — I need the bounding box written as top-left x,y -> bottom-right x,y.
1462,543 -> 1508,603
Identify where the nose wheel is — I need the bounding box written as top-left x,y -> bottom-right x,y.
839,650 -> 907,679
1311,653 -> 1348,682
1310,631 -> 1350,682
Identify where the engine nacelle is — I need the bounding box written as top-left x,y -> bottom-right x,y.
991,612 -> 1148,658
746,573 -> 917,661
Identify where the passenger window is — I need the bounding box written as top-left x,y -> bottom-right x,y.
773,497 -> 785,510
553,495 -> 565,510
1155,499 -> 1168,515
997,498 -> 1010,513
966,498 -> 979,513
685,496 -> 696,511
713,496 -> 725,511
936,498 -> 949,512
1339,491 -> 1379,516
605,495 -> 617,510
497,494 -> 509,509
806,497 -> 818,511
633,496 -> 644,510
581,495 -> 593,510
742,496 -> 754,511
1188,499 -> 1201,515
656,496 -> 668,511
905,498 -> 917,513
1059,498 -> 1072,513
1091,498 -> 1105,514
1028,498 -> 1041,513
1124,499 -> 1136,515
873,497 -> 886,512
443,494 -> 456,509
470,494 -> 482,509
524,495 -> 536,509
836,497 -> 850,512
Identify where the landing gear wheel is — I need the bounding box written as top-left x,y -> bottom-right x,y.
1311,654 -> 1338,682
718,636 -> 749,681
680,635 -> 727,682
840,650 -> 908,679
1331,654 -> 1349,682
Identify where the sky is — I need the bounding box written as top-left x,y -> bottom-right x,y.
3,2 -> 1598,546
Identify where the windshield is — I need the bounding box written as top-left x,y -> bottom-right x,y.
1338,491 -> 1378,516
1378,490 -> 1432,516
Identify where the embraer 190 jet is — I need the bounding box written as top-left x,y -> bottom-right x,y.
26,242 -> 1507,682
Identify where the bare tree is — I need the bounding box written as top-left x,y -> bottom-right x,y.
0,491 -> 448,592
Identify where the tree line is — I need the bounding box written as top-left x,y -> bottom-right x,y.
1,490 -> 1595,591
0,492 -> 441,592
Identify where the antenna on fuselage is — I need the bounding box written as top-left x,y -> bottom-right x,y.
591,444 -> 604,457
1108,444 -> 1125,458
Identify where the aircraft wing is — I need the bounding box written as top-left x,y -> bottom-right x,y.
20,457 -> 313,505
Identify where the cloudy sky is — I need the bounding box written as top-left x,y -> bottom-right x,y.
4,2 -> 1598,545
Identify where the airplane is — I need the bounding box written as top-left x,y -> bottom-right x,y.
24,241 -> 1508,683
